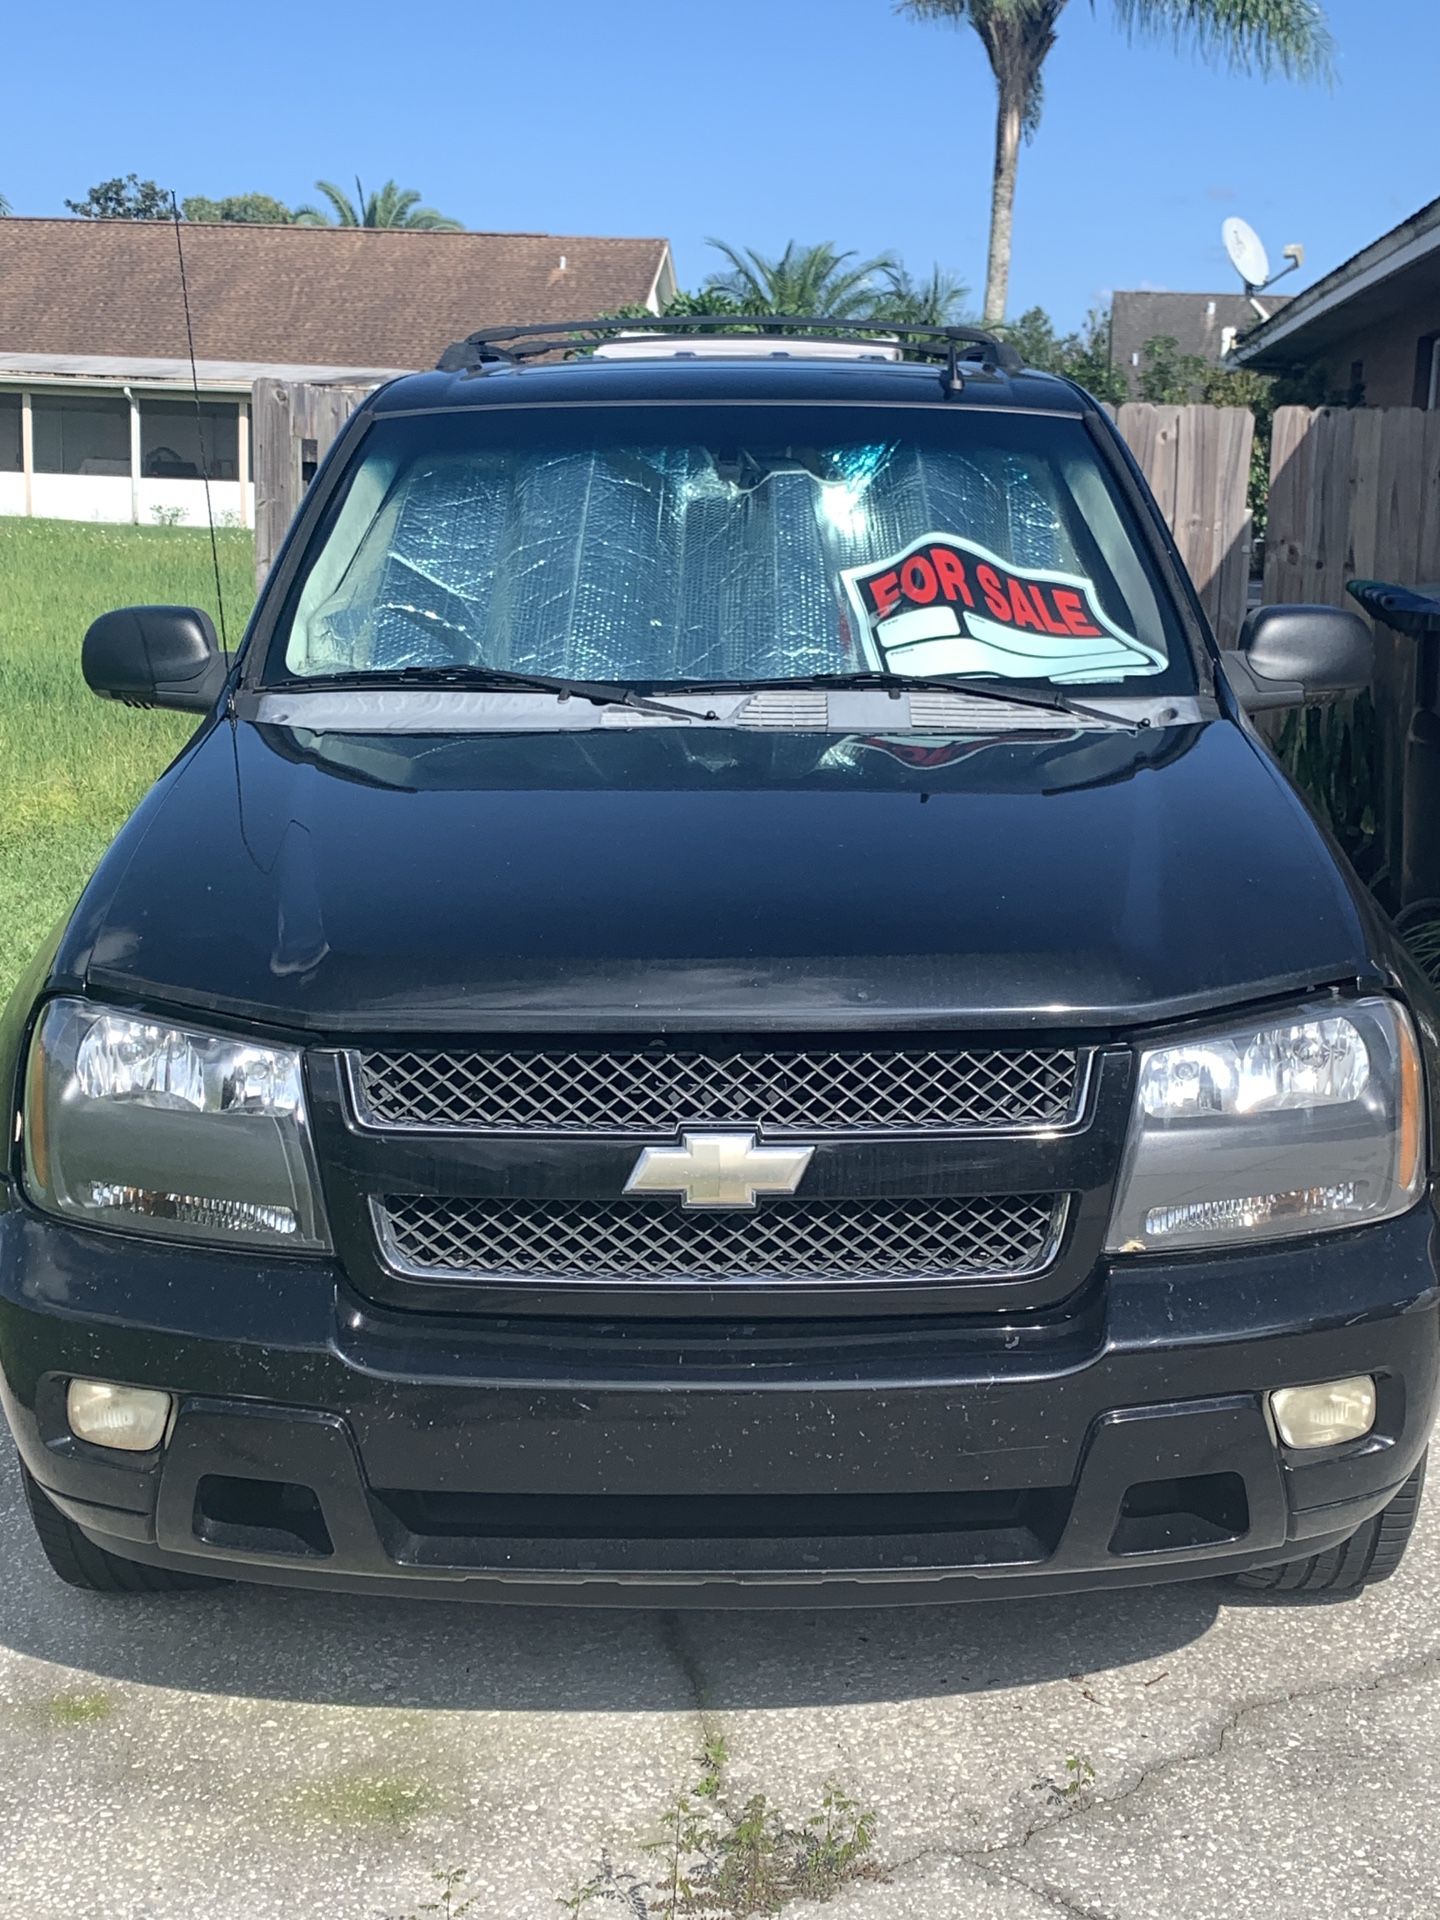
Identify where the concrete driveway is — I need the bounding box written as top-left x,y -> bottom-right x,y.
1,1432 -> 1437,1920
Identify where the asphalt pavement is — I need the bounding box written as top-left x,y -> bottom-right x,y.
1,1433 -> 1436,1920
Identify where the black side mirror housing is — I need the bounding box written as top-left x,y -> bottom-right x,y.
1224,604 -> 1374,712
82,606 -> 229,714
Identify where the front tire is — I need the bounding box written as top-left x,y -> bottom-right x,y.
21,1466 -> 218,1594
1232,1454 -> 1426,1595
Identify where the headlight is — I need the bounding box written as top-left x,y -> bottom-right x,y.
1107,995 -> 1425,1253
21,999 -> 330,1251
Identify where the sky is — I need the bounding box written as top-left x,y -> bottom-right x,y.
2,0 -> 1436,330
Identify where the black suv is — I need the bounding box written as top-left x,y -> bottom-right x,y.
2,320 -> 1435,1604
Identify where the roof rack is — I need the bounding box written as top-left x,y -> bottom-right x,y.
435,314 -> 1024,395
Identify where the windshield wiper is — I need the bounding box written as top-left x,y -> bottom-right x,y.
668,671 -> 1136,730
270,664 -> 711,721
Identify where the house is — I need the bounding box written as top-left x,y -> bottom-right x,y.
1230,197 -> 1440,407
1109,291 -> 1272,396
0,219 -> 675,528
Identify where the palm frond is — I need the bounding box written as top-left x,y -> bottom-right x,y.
1107,0 -> 1333,78
873,264 -> 972,326
701,238 -> 896,318
402,207 -> 464,231
291,176 -> 461,230
303,179 -> 360,226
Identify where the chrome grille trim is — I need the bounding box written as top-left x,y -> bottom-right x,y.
349,1045 -> 1086,1137
374,1193 -> 1068,1289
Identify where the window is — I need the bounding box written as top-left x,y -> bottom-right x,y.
139,398 -> 239,480
31,394 -> 130,476
0,395 -> 20,473
276,404 -> 1192,694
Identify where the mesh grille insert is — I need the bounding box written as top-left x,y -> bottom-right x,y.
378,1193 -> 1064,1287
354,1046 -> 1081,1135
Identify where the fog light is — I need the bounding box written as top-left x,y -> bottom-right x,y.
1270,1376 -> 1377,1450
66,1379 -> 173,1453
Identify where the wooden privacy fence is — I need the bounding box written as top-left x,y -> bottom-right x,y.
252,378 -> 378,586
251,385 -> 1259,642
1111,403 -> 1255,649
1265,405 -> 1440,898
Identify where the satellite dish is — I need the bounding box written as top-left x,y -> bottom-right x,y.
1223,217 -> 1272,291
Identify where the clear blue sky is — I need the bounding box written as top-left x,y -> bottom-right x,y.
3,0 -> 1435,329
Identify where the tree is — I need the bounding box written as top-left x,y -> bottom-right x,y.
872,264 -> 971,327
899,0 -> 1332,327
65,174 -> 173,220
0,193 -> 9,216
182,193 -> 295,224
1001,304 -> 1127,403
701,240 -> 899,319
292,178 -> 461,231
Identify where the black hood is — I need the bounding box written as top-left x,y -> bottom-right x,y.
63,716 -> 1384,1036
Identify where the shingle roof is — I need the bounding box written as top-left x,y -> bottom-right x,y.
1110,291 -> 1267,389
1231,196 -> 1440,369
0,218 -> 672,372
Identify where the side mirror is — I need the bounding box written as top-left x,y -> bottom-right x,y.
82,606 -> 229,714
1224,604 -> 1373,713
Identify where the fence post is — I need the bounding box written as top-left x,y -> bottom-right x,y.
1116,403 -> 1254,647
251,378 -> 377,589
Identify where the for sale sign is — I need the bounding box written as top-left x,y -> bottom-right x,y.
839,533 -> 1166,682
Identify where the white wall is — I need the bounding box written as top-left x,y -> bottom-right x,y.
1,475 -> 253,529
28,475 -> 133,524
136,479 -> 252,528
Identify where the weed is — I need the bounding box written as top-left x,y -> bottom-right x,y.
562,1738 -> 882,1918
393,1866 -> 477,1919
1060,1752 -> 1096,1801
292,1771 -> 441,1831
38,1692 -> 111,1726
558,1850 -> 650,1916
149,505 -> 188,528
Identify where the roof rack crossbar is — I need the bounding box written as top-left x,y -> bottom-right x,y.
435,314 -> 1024,381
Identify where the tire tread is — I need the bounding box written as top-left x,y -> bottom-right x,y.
1234,1454 -> 1426,1596
22,1468 -> 215,1594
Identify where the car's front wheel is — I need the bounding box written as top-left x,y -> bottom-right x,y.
21,1465 -> 218,1594
1232,1454 -> 1426,1595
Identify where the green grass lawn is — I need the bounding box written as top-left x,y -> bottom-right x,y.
0,519 -> 254,1002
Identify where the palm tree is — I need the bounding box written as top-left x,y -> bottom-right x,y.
900,0 -> 1332,327
0,193 -> 10,217
702,239 -> 899,319
293,177 -> 462,231
873,264 -> 971,327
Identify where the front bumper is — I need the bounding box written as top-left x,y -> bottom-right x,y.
1,1205 -> 1437,1605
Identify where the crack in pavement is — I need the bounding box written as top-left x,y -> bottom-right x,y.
972,1852 -> 1119,1920
656,1610 -> 721,1746
875,1643 -> 1440,1917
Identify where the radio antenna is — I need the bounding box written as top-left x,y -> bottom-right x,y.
170,192 -> 229,652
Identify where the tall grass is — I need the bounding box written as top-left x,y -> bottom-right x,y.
0,519 -> 254,999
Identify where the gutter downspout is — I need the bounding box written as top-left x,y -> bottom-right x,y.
19,391 -> 33,518
123,385 -> 140,525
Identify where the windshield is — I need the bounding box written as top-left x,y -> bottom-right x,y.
272,404 -> 1193,693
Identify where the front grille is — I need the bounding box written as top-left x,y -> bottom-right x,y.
377,1193 -> 1065,1287
353,1045 -> 1082,1135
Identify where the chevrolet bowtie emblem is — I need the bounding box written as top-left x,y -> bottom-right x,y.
624,1130 -> 815,1210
